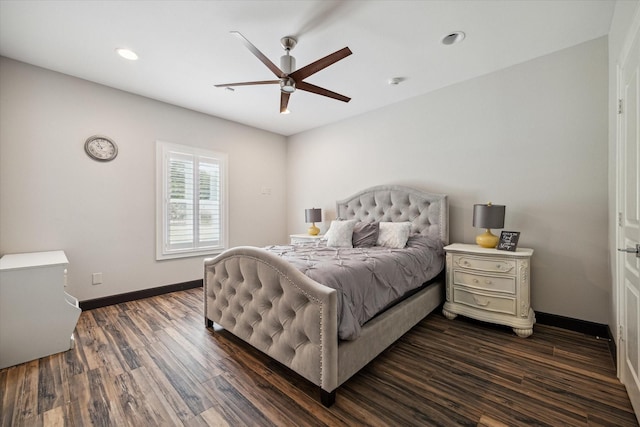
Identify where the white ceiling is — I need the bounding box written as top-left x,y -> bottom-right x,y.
0,0 -> 615,136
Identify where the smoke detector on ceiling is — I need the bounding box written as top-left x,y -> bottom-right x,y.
441,31 -> 466,45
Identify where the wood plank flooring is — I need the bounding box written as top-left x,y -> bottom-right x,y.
1,287 -> 637,426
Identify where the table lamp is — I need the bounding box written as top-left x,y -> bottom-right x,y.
473,203 -> 505,248
305,208 -> 322,236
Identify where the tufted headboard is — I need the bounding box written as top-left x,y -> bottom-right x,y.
336,185 -> 448,244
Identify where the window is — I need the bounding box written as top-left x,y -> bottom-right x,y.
156,141 -> 228,260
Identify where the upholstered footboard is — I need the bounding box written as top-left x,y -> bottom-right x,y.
204,246 -> 339,401
204,246 -> 444,406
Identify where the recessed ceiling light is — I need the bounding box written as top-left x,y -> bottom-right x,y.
116,48 -> 138,60
441,31 -> 466,46
388,77 -> 405,85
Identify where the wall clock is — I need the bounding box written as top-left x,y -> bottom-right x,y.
84,135 -> 118,161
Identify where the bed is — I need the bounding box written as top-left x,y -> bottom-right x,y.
204,185 -> 448,406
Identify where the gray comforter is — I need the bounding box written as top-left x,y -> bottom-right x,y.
264,235 -> 444,340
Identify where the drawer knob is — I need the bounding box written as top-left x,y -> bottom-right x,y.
472,295 -> 490,306
472,278 -> 493,286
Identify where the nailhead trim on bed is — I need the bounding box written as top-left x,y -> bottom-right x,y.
207,254 -> 328,386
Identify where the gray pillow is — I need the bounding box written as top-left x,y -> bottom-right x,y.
352,222 -> 379,248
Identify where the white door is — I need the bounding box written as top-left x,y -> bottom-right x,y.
618,14 -> 640,419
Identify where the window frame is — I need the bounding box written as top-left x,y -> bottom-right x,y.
155,140 -> 228,260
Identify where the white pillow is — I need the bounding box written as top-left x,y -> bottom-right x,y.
376,222 -> 412,248
325,220 -> 357,248
321,219 -> 340,241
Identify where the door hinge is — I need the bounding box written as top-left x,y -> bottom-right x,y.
618,99 -> 623,114
620,325 -> 624,341
619,212 -> 623,226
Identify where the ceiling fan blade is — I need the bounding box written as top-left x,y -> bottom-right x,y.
297,81 -> 350,103
215,80 -> 280,87
280,92 -> 290,113
230,31 -> 285,78
289,47 -> 352,81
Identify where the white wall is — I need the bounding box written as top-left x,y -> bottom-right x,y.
0,57 -> 288,301
0,34 -> 613,323
287,37 -> 609,324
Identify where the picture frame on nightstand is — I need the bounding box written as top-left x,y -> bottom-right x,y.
497,231 -> 520,251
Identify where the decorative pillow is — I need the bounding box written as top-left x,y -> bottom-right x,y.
321,217 -> 344,241
325,220 -> 357,248
352,222 -> 379,248
376,222 -> 412,248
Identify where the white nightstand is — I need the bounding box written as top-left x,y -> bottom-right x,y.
290,234 -> 324,244
442,243 -> 535,337
0,251 -> 81,368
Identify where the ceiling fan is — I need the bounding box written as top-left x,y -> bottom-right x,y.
215,31 -> 352,113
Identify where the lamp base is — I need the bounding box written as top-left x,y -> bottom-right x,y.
308,224 -> 320,236
476,229 -> 499,248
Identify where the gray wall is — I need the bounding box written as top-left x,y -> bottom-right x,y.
0,57 -> 288,301
287,37 -> 609,324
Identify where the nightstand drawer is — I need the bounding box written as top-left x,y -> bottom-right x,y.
453,254 -> 516,274
453,288 -> 516,315
290,234 -> 324,244
453,271 -> 516,294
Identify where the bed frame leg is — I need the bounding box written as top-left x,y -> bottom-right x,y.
321,390 -> 336,407
206,318 -> 214,328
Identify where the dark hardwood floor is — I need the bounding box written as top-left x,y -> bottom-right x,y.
1,287 -> 637,426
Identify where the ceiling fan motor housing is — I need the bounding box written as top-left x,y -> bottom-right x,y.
280,54 -> 295,75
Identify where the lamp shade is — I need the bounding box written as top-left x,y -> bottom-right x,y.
305,208 -> 322,223
473,204 -> 505,229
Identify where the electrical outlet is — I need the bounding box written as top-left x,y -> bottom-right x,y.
92,272 -> 103,285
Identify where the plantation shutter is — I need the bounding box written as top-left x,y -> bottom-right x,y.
158,142 -> 226,259
197,157 -> 221,247
167,151 -> 194,249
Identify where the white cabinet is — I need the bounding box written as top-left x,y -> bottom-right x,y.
289,234 -> 324,244
442,243 -> 535,337
0,250 -> 81,368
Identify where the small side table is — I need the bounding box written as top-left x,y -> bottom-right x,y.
442,243 -> 535,337
0,250 -> 82,368
290,234 -> 324,244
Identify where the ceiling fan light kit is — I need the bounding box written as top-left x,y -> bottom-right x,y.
215,31 -> 352,114
280,78 -> 296,93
